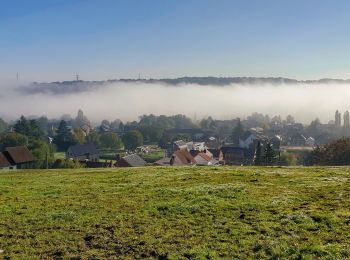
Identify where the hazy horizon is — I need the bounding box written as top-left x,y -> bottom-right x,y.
1,79 -> 349,125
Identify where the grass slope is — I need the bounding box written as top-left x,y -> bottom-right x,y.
0,167 -> 349,259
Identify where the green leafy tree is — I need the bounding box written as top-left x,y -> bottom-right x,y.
138,125 -> 164,143
0,118 -> 8,134
279,152 -> 297,166
86,130 -> 101,146
29,139 -> 55,168
100,132 -> 123,150
73,128 -> 86,144
122,130 -> 143,151
0,132 -> 28,149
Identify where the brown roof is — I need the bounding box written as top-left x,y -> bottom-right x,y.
197,153 -> 212,162
153,157 -> 171,166
4,146 -> 35,164
171,149 -> 196,165
0,153 -> 11,167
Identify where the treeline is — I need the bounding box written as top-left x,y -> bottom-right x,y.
307,137 -> 350,165
0,112 -> 199,167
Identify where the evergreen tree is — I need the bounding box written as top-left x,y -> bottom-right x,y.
254,141 -> 263,166
54,120 -> 76,151
231,118 -> 244,145
264,142 -> 277,166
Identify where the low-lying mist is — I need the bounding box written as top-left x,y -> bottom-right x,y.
1,81 -> 350,124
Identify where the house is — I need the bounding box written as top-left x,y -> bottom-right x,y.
288,133 -> 306,146
219,146 -> 245,165
117,154 -> 147,167
219,146 -> 255,165
193,152 -> 219,166
167,140 -> 187,157
0,152 -> 12,170
66,144 -> 99,161
306,137 -> 316,147
170,149 -> 196,166
239,131 -> 268,149
208,148 -> 220,160
187,142 -> 206,151
153,157 -> 171,166
1,146 -> 35,169
167,140 -> 207,157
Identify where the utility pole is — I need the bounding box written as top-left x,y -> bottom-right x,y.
16,72 -> 19,81
76,73 -> 79,81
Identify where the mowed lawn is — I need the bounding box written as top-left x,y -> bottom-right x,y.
0,167 -> 349,259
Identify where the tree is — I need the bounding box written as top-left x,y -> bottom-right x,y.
264,142 -> 277,166
306,118 -> 322,137
286,115 -> 295,124
54,120 -> 76,151
231,118 -> 244,145
99,120 -> 111,133
172,133 -> 191,142
73,128 -> 86,144
13,116 -> 30,136
29,139 -> 55,168
254,141 -> 263,166
86,130 -> 100,146
0,132 -> 28,150
138,125 -> 164,143
75,109 -> 90,128
13,116 -> 44,140
100,132 -> 123,150
122,130 -> 143,151
0,118 -> 8,134
279,152 -> 297,166
307,138 -> 350,166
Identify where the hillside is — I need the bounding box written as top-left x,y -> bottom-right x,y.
19,77 -> 350,95
0,167 -> 349,258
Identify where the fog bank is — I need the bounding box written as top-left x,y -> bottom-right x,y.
1,81 -> 350,123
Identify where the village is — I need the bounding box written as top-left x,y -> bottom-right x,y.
2,109 -> 349,170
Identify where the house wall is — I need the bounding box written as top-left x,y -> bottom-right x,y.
194,155 -> 209,166
1,165 -> 17,171
224,153 -> 245,165
117,159 -> 131,167
239,134 -> 255,148
66,153 -> 99,162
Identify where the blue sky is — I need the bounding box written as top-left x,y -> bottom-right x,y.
1,0 -> 350,82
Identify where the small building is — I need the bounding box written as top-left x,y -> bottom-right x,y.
219,146 -> 245,165
288,133 -> 306,146
66,144 -> 99,161
153,157 -> 171,166
1,146 -> 36,169
170,149 -> 196,166
117,154 -> 147,167
306,137 -> 316,147
239,131 -> 268,149
0,152 -> 12,170
193,152 -> 219,166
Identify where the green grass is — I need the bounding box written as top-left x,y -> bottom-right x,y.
0,167 -> 349,259
142,150 -> 165,163
54,152 -> 66,160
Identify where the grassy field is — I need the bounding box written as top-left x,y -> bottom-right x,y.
0,167 -> 349,259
